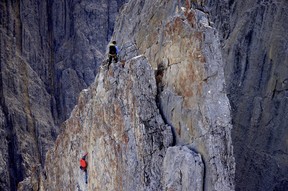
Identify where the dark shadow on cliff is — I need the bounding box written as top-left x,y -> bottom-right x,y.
155,63 -> 178,146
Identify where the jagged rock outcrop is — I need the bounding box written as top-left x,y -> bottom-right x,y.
43,0 -> 235,190
1,0 -> 286,190
113,0 -> 235,190
205,0 -> 288,190
43,56 -> 173,190
0,0 -> 126,190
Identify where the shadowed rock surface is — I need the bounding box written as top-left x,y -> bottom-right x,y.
205,0 -> 288,190
0,0 -> 126,190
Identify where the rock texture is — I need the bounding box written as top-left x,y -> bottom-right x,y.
1,0 -> 286,190
42,0 -> 235,190
0,21 -> 57,190
52,0 -> 127,122
0,0 -> 126,190
43,56 -> 173,191
113,0 -> 235,190
205,0 -> 288,190
163,146 -> 204,191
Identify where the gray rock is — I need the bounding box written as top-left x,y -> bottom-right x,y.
163,146 -> 204,191
113,1 -> 235,190
42,55 -> 173,191
206,0 -> 288,190
52,0 -> 128,122
43,0 -> 235,190
0,0 -> 126,189
0,49 -> 57,190
0,107 -> 10,191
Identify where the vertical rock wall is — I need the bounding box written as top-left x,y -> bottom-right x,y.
52,0 -> 127,122
1,0 -> 286,190
206,0 -> 288,190
113,0 -> 235,190
43,0 -> 235,190
0,36 -> 57,190
0,1 -> 57,189
0,0 -> 126,190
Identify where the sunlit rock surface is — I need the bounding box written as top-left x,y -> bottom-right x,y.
43,55 -> 173,190
42,1 -> 235,190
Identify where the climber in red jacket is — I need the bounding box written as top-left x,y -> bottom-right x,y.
80,152 -> 88,184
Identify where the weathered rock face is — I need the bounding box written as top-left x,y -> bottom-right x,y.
1,0 -> 286,190
205,0 -> 288,190
0,21 -> 57,190
0,0 -> 126,190
163,146 -> 204,191
43,0 -> 235,190
43,56 -> 173,191
113,0 -> 235,190
52,0 -> 127,122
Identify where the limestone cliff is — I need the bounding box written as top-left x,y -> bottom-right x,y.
0,0 -> 126,190
42,1 -> 235,190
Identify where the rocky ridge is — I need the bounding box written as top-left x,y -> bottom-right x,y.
0,0 -> 126,190
43,55 -> 173,191
1,0 -> 287,190
42,0 -> 235,190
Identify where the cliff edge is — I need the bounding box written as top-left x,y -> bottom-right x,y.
42,1 -> 235,190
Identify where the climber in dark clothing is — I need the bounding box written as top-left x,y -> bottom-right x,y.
108,40 -> 119,68
80,153 -> 88,184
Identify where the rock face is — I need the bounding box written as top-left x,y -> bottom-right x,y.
43,56 -> 173,191
0,0 -> 126,190
205,0 -> 288,190
43,0 -> 235,190
114,0 -> 235,190
0,17 -> 57,190
51,0 -> 127,122
163,146 -> 204,191
5,0 -> 286,190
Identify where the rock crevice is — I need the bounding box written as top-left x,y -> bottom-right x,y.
42,0 -> 235,190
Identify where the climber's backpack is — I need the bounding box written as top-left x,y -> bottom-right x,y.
109,44 -> 117,55
80,158 -> 87,170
